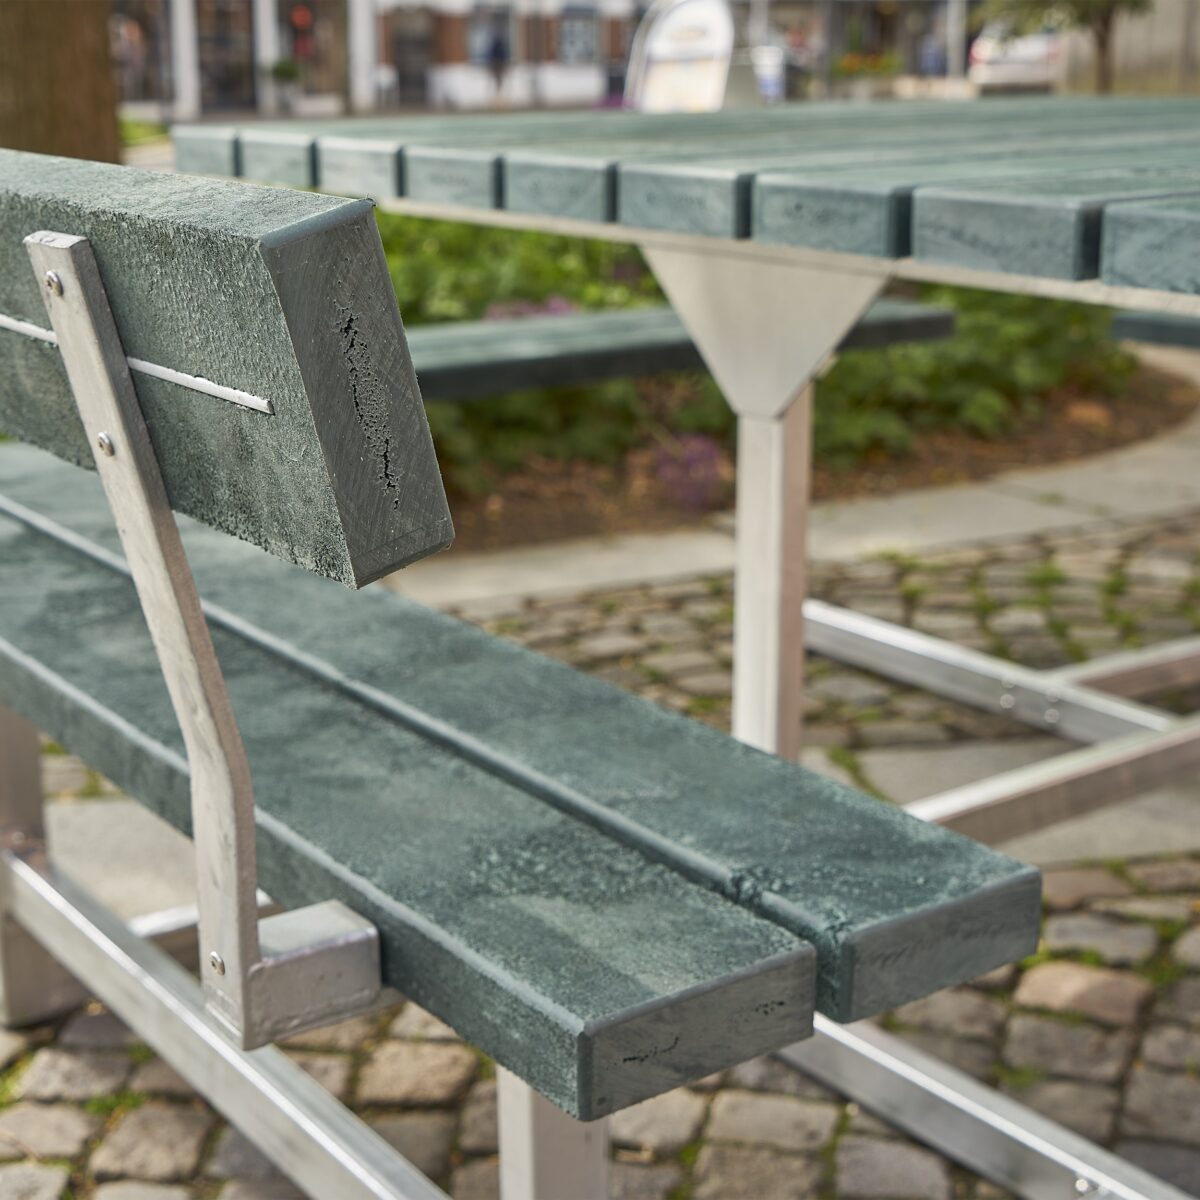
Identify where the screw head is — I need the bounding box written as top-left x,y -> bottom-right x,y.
44,271 -> 63,297
96,432 -> 115,457
209,951 -> 226,976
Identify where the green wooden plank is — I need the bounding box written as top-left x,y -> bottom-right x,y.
1111,309 -> 1200,346
754,133 -> 1200,258
1102,195 -> 1200,294
0,446 -> 815,1120
0,150 -> 451,587
407,299 -> 952,400
239,128 -> 319,186
172,124 -> 241,177
0,448 -> 1040,1026
914,169 -> 1200,280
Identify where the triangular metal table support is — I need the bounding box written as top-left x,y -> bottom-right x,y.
642,245 -> 889,758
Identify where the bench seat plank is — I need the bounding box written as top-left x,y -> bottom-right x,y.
0,449 -> 814,1120
912,169 -> 1200,281
1102,195 -> 1200,295
406,300 -> 955,402
1111,310 -> 1200,347
0,151 -> 452,587
0,447 -> 1040,1031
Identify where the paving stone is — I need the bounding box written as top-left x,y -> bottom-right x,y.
219,1182 -> 306,1200
810,673 -> 891,708
891,988 -> 1006,1040
893,1031 -> 995,1080
692,1144 -> 822,1200
389,1005 -> 461,1042
1042,913 -> 1158,966
911,611 -> 981,637
16,1048 -> 131,1102
1002,1014 -> 1133,1083
41,754 -> 89,795
724,1056 -> 839,1101
638,614 -> 698,640
855,719 -> 953,747
1128,858 -> 1200,892
0,1031 -> 28,1073
972,964 -> 1018,992
0,1102 -> 100,1161
609,1087 -> 707,1154
836,1135 -> 950,1200
91,1103 -> 213,1182
574,632 -> 646,662
458,1079 -> 497,1156
128,1059 -> 194,1099
1123,1066 -> 1200,1144
707,1090 -> 839,1153
58,1009 -> 136,1050
1013,961 -> 1153,1026
1158,976 -> 1200,1026
1174,925 -> 1200,968
451,1158 -> 498,1200
0,1163 -> 70,1200
281,1012 -> 382,1053
1001,1080 -> 1118,1142
207,1126 -> 275,1180
845,1108 -> 904,1139
612,1161 -> 683,1200
1116,1140 -> 1200,1196
1141,1022 -> 1200,1070
93,1184 -> 191,1200
370,1112 -> 457,1179
640,648 -> 717,677
674,670 -> 731,698
356,1041 -> 477,1106
286,1051 -> 351,1100
1094,895 -> 1197,922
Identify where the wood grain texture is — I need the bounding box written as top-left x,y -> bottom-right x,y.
0,150 -> 451,587
913,169 -> 1200,281
408,300 -> 953,402
1102,195 -> 1200,294
0,449 -> 1040,1029
0,447 -> 812,1119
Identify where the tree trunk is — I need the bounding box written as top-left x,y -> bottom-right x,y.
0,0 -> 119,162
1091,9 -> 1115,93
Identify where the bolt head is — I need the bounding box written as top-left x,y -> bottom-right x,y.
44,271 -> 63,297
96,432 -> 115,457
209,951 -> 226,976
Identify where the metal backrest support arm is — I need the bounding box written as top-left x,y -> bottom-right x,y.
26,231 -> 380,1048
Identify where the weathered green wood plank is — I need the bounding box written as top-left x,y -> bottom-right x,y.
754,133 -> 1200,258
0,151 -> 452,587
913,169 -> 1200,280
0,447 -> 814,1120
0,448 -> 1040,1026
172,124 -> 241,177
239,128 -> 320,186
1111,310 -> 1200,346
407,299 -> 953,400
1102,195 -> 1200,294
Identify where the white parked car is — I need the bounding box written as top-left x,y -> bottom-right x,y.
968,20 -> 1064,89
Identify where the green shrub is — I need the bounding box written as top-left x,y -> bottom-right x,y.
375,213 -> 1134,497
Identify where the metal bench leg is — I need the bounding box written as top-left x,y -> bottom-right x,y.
0,705 -> 82,1025
497,1069 -> 609,1200
640,244 -> 888,756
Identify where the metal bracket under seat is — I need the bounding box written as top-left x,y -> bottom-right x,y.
20,230 -> 382,1050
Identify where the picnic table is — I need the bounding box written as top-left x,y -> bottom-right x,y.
173,94 -> 1200,1200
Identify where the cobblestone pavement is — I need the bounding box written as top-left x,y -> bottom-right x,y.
5,512 -> 1200,1199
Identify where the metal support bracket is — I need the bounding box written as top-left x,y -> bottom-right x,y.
23,230 -> 381,1049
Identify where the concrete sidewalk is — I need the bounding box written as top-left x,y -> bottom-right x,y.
383,344 -> 1200,610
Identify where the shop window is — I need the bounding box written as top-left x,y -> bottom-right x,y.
559,7 -> 598,63
470,7 -> 515,68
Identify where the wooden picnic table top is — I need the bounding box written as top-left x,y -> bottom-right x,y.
173,96 -> 1200,294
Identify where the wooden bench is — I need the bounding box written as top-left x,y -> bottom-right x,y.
407,299 -> 954,401
1111,310 -> 1200,349
0,150 -> 1040,1198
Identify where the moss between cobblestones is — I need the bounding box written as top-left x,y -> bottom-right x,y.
84,1089 -> 146,1118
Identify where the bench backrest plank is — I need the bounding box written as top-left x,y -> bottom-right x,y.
0,150 -> 452,586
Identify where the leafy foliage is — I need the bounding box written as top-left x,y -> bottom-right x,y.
374,213 -> 1132,497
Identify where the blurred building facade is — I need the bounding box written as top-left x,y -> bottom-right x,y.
111,0 -> 637,117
